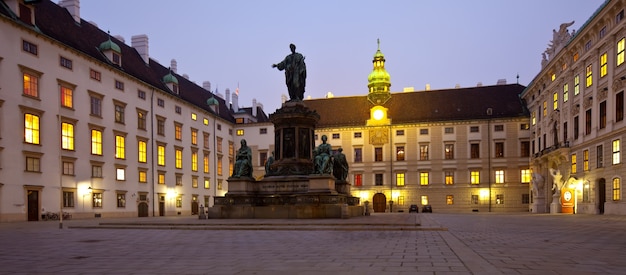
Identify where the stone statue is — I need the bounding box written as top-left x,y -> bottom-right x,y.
543,21 -> 575,62
549,168 -> 564,193
314,135 -> 333,174
333,147 -> 349,181
264,151 -> 275,176
272,43 -> 306,101
232,139 -> 253,178
531,172 -> 545,198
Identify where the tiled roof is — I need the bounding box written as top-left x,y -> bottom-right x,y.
303,84 -> 528,127
1,0 -> 268,123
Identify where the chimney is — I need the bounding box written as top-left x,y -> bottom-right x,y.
170,59 -> 177,73
455,84 -> 461,88
496,79 -> 507,85
113,35 -> 125,43
403,87 -> 414,92
225,88 -> 231,108
59,0 -> 80,23
425,84 -> 431,91
232,93 -> 239,113
183,74 -> 189,80
131,34 -> 149,64
252,99 -> 257,117
477,82 -> 483,87
203,81 -> 211,92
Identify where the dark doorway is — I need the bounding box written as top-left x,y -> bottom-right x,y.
138,202 -> 149,217
598,178 -> 606,214
159,201 -> 165,216
191,201 -> 199,215
27,190 -> 39,221
372,193 -> 387,213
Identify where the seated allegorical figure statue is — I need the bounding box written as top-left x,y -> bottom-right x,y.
232,139 -> 253,178
314,135 -> 333,174
333,147 -> 349,181
264,151 -> 275,176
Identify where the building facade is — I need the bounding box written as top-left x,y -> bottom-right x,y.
522,0 -> 626,214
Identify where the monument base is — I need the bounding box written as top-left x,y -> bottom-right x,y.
531,197 -> 547,213
208,204 -> 363,219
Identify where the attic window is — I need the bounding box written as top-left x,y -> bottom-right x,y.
235,118 -> 244,124
173,84 -> 179,94
112,52 -> 121,65
22,40 -> 37,55
18,3 -> 33,25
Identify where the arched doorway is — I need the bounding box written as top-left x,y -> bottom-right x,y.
372,193 -> 387,213
137,202 -> 149,217
598,178 -> 606,214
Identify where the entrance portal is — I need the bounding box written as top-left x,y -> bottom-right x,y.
138,202 -> 149,217
27,190 -> 39,221
598,179 -> 606,214
372,193 -> 387,213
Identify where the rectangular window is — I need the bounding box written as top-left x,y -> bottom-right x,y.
176,174 -> 183,186
191,129 -> 198,145
176,196 -> 183,208
90,69 -> 101,81
495,170 -> 504,184
522,194 -> 530,204
60,86 -> 73,108
585,40 -> 592,51
614,178 -> 622,201
92,165 -> 103,178
444,127 -> 454,134
495,142 -> 504,158
496,194 -> 504,205
63,191 -> 75,208
445,171 -> 454,185
116,167 -> 125,181
420,145 -> 429,160
420,129 -> 428,135
571,153 -> 578,174
471,195 -> 479,204
115,135 -> 125,159
92,193 -> 102,208
22,40 -> 37,55
574,75 -> 580,95
158,98 -> 165,107
618,9 -> 625,24
203,133 -> 210,148
374,147 -> 383,162
564,121 -> 568,143
192,151 -> 198,172
157,118 -> 165,136
445,144 -> 454,159
375,174 -> 383,186
192,176 -> 198,188
420,172 -> 429,186
217,137 -> 223,153
175,124 -> 182,140
617,92 -> 624,122
396,146 -> 405,161
60,56 -> 72,70
470,170 -> 480,185
600,52 -> 608,77
494,125 -> 504,132
25,156 -> 40,172
521,123 -> 530,130
24,113 -> 40,144
158,172 -> 165,185
90,95 -> 102,116
354,174 -> 363,187
613,139 -> 621,165
563,83 -> 569,103
396,173 -> 405,187
204,178 -> 210,189
138,170 -> 147,183
23,72 -> 39,97
396,129 -> 405,136
599,26 -> 607,39
354,148 -> 362,163
217,157 -> 223,176
532,111 -> 536,125
137,111 -> 146,130
618,38 -> 625,66
115,104 -> 125,123
446,195 -> 454,205
91,129 -> 103,155
175,106 -> 182,114
521,141 -> 530,157
421,196 -> 429,206
583,149 -> 590,171
553,92 -> 558,110
543,101 -> 547,117
62,161 -> 74,175
470,143 -> 480,159
138,90 -> 146,99
332,133 -> 340,139
574,116 -> 580,140
175,149 -> 183,169
586,109 -> 592,135
117,193 -> 126,208
470,126 -> 479,132
521,169 -> 531,183
597,145 -> 604,168
138,140 -> 147,163
203,153 -> 210,173
115,80 -> 124,91
236,129 -> 244,136
586,64 -> 593,87
600,101 -> 607,129
61,122 -> 74,150
353,132 -> 362,138
260,128 -> 268,134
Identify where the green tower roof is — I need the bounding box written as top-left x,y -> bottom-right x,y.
98,37 -> 121,53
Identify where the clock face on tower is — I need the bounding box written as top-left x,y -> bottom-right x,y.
564,190 -> 572,202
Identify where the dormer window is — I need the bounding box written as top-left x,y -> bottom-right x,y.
18,2 -> 34,25
99,35 -> 122,66
112,52 -> 121,65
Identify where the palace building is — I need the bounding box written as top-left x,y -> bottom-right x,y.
521,0 -> 626,214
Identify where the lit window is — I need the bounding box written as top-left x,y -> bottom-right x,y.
92,193 -> 102,208
445,144 -> 454,159
421,195 -> 429,206
470,170 -> 480,185
583,150 -> 589,171
23,72 -> 38,97
138,140 -> 147,163
60,86 -> 73,108
175,148 -> 183,169
571,154 -> 577,173
585,64 -> 593,87
613,139 -> 621,165
203,153 -> 209,173
61,122 -> 74,150
24,113 -> 40,144
139,170 -> 147,183
114,104 -> 125,123
420,172 -> 429,186
551,72 -> 556,81
191,129 -> 198,145
236,129 -> 244,136
574,75 -> 580,95
191,113 -> 197,120
613,178 -> 621,201
117,193 -> 126,208
396,146 -> 405,161
600,53 -> 608,77
446,195 -> 454,205
116,167 -> 125,181
495,170 -> 504,184
618,38 -> 625,67
217,157 -> 223,176
445,171 -> 454,185
192,151 -> 198,172
354,174 -> 363,187
192,176 -> 198,188
229,142 -> 234,156
563,83 -> 569,103
543,101 -> 547,117
91,129 -> 102,155
420,145 -> 429,160
115,135 -> 125,159
158,172 -> 165,184
176,196 -> 183,208
573,52 -> 579,62
396,173 -> 405,187
531,111 -> 536,125
138,111 -> 147,130
521,169 -> 531,183
553,92 -> 558,110
175,123 -> 182,140
204,178 -> 210,189
203,118 -> 209,125
496,194 -> 504,204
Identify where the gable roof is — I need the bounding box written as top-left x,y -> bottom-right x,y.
304,84 -> 528,127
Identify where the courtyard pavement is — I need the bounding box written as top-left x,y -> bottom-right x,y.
1,212 -> 626,274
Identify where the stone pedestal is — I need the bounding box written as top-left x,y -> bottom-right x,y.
531,197 -> 547,213
335,180 -> 351,195
308,175 -> 337,194
550,193 -> 561,213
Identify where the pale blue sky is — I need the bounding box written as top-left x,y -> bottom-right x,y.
80,0 -> 605,112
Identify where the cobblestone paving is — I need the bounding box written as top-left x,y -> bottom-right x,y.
1,213 -> 625,274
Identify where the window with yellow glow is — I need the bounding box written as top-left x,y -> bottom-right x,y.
618,38 -> 625,66
543,101 -> 547,117
115,135 -> 125,159
613,178 -> 621,201
563,83 -> 569,103
23,72 -> 38,97
585,64 -> 593,87
574,75 -> 580,95
218,179 -> 223,190
192,176 -> 198,188
192,151 -> 198,172
613,139 -> 621,165
203,153 -> 209,173
583,149 -> 589,171
573,52 -> 579,62
550,72 -> 555,81
138,170 -> 147,183
531,111 -> 536,125
191,129 -> 198,145
470,171 -> 480,185
204,178 -> 210,189
444,144 -> 454,159
191,113 -> 197,121
445,171 -> 454,185
553,92 -> 558,110
521,169 -> 531,183
158,172 -> 165,184
571,153 -> 577,173
24,113 -> 40,144
175,149 -> 183,169
157,145 -> 165,166
446,195 -> 454,205
60,86 -> 73,108
217,157 -> 223,176
420,145 -> 429,160
138,140 -> 147,163
421,195 -> 429,205
236,129 -> 244,136
61,122 -> 74,150
229,142 -> 234,156
420,172 -> 429,186
175,123 -> 182,140
495,170 -> 504,184
91,129 -> 102,155
600,52 -> 608,77
217,137 -> 223,153
396,173 -> 405,187
229,158 -> 234,176
203,118 -> 209,125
